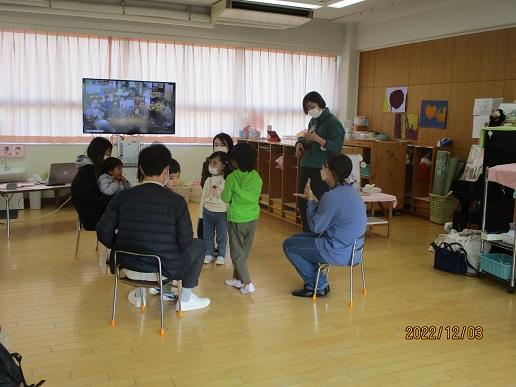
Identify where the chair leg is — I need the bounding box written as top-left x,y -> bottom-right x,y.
111,268 -> 119,327
349,265 -> 354,309
360,259 -> 367,296
75,225 -> 81,257
96,239 -> 99,252
313,265 -> 323,302
159,280 -> 165,336
140,288 -> 146,313
177,280 -> 183,318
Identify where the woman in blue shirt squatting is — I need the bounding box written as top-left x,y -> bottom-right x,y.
283,154 -> 367,298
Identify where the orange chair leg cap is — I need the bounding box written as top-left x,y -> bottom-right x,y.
140,305 -> 145,313
159,328 -> 165,336
348,302 -> 353,309
110,320 -> 116,327
177,311 -> 183,318
363,289 -> 367,295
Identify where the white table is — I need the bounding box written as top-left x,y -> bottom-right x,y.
361,192 -> 398,237
0,183 -> 71,239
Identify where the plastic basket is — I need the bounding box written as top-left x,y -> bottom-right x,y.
173,185 -> 192,202
479,253 -> 513,281
429,194 -> 457,224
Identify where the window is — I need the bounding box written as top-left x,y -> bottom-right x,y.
0,30 -> 338,141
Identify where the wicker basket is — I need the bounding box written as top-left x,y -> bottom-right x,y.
429,194 -> 457,224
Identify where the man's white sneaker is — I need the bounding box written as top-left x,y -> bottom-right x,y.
176,293 -> 210,312
240,283 -> 256,294
204,255 -> 214,264
128,288 -> 146,308
215,256 -> 225,265
224,278 -> 243,289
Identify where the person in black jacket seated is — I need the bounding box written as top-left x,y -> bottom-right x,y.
71,137 -> 113,230
97,144 -> 210,312
197,133 -> 234,239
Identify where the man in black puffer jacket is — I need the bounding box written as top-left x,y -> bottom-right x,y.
97,144 -> 210,312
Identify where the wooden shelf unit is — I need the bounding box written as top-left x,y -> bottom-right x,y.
342,139 -> 407,209
240,138 -> 436,227
239,139 -> 302,226
403,144 -> 437,218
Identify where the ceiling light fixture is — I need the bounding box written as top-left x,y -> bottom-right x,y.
243,0 -> 322,10
328,0 -> 365,9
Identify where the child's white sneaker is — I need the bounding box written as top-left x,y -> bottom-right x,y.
204,255 -> 214,264
225,278 -> 243,288
215,256 -> 225,265
161,291 -> 177,302
177,293 -> 210,312
128,288 -> 146,308
149,287 -> 160,295
240,283 -> 256,294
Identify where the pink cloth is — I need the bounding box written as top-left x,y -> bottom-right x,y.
488,163 -> 516,190
361,192 -> 398,208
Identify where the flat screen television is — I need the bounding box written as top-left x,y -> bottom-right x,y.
82,78 -> 175,134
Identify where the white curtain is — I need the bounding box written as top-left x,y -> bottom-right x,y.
0,30 -> 338,140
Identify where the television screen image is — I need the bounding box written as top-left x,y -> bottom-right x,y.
83,78 -> 175,134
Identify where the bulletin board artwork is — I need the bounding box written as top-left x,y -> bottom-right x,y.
0,144 -> 25,158
383,86 -> 408,113
394,113 -> 419,140
420,100 -> 448,129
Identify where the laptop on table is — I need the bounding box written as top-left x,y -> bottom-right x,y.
46,163 -> 77,186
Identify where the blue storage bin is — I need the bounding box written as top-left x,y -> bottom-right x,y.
479,253 -> 513,281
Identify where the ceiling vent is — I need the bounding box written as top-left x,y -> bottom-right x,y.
212,0 -> 313,30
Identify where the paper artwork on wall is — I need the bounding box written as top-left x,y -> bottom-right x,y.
403,113 -> 419,140
383,86 -> 408,113
394,113 -> 419,140
472,115 -> 490,139
420,100 -> 448,129
0,144 -> 25,158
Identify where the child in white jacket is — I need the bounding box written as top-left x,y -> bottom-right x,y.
200,151 -> 230,265
98,157 -> 131,196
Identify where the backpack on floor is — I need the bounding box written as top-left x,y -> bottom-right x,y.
0,342 -> 45,387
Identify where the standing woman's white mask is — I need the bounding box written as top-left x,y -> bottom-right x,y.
213,145 -> 228,153
308,108 -> 323,119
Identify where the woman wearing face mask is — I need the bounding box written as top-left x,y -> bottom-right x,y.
284,154 -> 367,297
198,133 -> 234,239
71,137 -> 113,230
295,91 -> 345,232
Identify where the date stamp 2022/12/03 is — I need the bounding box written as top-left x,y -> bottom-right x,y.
405,326 -> 484,341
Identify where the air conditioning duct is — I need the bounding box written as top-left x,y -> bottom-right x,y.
212,0 -> 313,29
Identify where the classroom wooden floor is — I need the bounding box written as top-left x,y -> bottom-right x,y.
1,204 -> 516,387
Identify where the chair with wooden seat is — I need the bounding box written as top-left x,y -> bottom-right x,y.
110,250 -> 183,336
312,234 -> 366,308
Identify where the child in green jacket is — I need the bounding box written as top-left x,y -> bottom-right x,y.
222,142 -> 263,294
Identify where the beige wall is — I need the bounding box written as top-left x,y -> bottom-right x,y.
5,143 -> 212,197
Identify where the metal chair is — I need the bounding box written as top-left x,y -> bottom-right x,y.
111,250 -> 183,336
313,234 -> 366,308
75,214 -> 100,257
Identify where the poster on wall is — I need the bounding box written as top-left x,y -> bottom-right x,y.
0,144 -> 25,158
472,115 -> 490,138
394,113 -> 419,140
383,86 -> 408,113
420,100 -> 448,129
403,113 -> 419,140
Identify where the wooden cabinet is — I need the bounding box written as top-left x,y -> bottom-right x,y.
343,139 -> 407,209
239,139 -> 302,226
240,138 -> 420,226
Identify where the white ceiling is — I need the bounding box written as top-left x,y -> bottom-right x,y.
9,0 -> 471,24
